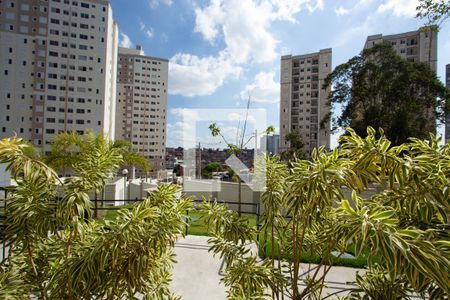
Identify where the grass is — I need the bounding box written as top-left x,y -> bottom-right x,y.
100,204 -> 374,268
259,239 -> 381,268
185,210 -> 257,236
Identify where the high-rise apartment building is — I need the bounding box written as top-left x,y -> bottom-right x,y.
446,64 -> 450,144
364,28 -> 437,72
279,49 -> 332,154
364,28 -> 438,135
0,0 -> 118,151
115,46 -> 168,177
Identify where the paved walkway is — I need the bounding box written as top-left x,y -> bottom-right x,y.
171,235 -> 366,300
171,235 -> 227,300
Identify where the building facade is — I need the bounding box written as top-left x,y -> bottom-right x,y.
261,134 -> 279,155
364,28 -> 437,72
115,46 -> 168,177
364,28 -> 438,136
279,49 -> 332,154
446,64 -> 450,144
0,0 -> 118,151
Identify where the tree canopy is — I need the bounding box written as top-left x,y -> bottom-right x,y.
416,0 -> 450,27
280,131 -> 307,161
203,127 -> 450,299
323,44 -> 450,145
0,136 -> 189,299
45,131 -> 150,175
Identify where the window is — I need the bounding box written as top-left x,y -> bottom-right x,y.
21,3 -> 30,11
46,118 -> 56,123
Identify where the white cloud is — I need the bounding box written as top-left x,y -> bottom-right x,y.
227,112 -> 257,123
335,6 -> 350,16
194,0 -> 278,64
149,0 -> 173,9
332,14 -> 375,48
170,108 -> 201,120
377,0 -> 419,17
119,33 -> 133,48
170,0 -> 323,97
194,0 -> 225,42
239,72 -> 279,103
169,52 -> 242,97
139,21 -> 154,39
269,0 -> 324,22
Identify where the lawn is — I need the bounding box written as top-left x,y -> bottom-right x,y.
101,204 -> 374,268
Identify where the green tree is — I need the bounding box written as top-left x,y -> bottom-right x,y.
203,127 -> 450,299
209,98 -> 275,215
202,162 -> 224,179
0,137 -> 190,299
280,131 -> 308,161
416,0 -> 450,27
323,44 -> 450,146
46,131 -> 150,176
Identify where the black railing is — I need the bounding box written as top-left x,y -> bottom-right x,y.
0,196 -> 261,261
186,199 -> 261,240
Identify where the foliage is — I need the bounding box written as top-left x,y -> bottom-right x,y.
416,0 -> 450,27
280,131 -> 308,161
46,131 -> 150,175
202,162 -> 225,179
200,200 -> 286,299
209,111 -> 276,215
0,137 -> 190,299
203,127 -> 450,299
323,43 -> 450,146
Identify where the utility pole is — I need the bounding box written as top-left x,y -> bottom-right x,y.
197,142 -> 202,179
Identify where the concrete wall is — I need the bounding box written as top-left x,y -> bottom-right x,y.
184,180 -> 261,214
183,179 -> 385,214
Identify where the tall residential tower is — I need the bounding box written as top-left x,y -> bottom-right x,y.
115,46 -> 168,177
364,28 -> 437,72
0,0 -> 118,150
364,28 -> 438,136
279,49 -> 332,154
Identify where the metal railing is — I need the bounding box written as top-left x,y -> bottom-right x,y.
0,196 -> 261,262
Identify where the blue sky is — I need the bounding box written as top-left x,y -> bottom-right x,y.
109,0 -> 450,149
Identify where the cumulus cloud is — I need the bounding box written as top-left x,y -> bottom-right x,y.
149,0 -> 173,9
139,21 -> 154,39
335,6 -> 350,16
239,72 -> 279,103
169,0 -> 323,97
377,0 -> 419,17
119,33 -> 133,48
169,52 -> 242,97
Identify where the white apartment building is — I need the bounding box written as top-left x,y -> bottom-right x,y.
0,0 -> 118,151
115,46 -> 168,177
364,28 -> 438,135
279,49 -> 332,154
364,28 -> 437,72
